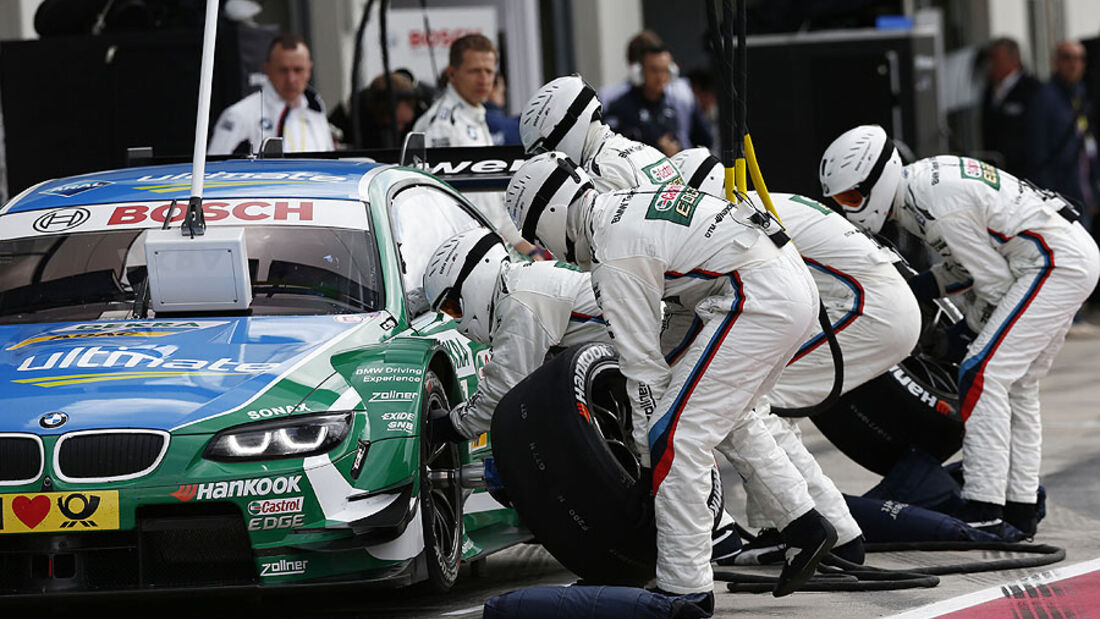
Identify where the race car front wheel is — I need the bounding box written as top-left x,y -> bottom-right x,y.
420,370 -> 462,592
491,343 -> 656,586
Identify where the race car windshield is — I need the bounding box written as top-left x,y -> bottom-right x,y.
0,227 -> 384,323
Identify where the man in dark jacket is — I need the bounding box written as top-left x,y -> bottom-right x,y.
981,37 -> 1039,179
1027,40 -> 1099,231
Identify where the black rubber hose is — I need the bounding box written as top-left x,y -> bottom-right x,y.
865,541 -> 1067,575
771,301 -> 844,418
350,0 -> 377,149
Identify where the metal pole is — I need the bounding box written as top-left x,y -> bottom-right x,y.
185,0 -> 220,236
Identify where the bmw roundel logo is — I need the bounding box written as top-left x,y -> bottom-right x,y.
40,412 -> 68,429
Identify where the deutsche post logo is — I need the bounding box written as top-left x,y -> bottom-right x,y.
0,491 -> 119,533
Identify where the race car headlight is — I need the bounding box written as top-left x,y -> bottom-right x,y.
205,413 -> 353,461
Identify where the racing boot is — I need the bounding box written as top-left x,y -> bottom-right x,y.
717,528 -> 785,566
957,499 -> 1005,533
773,509 -> 837,597
710,520 -> 743,563
1004,501 -> 1038,538
832,536 -> 865,565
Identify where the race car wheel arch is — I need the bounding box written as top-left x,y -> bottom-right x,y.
491,343 -> 657,586
809,353 -> 964,476
419,370 -> 463,592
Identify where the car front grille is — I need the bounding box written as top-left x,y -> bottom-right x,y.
55,430 -> 168,481
0,435 -> 43,483
0,504 -> 256,594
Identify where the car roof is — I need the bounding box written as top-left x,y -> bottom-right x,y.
3,159 -> 384,214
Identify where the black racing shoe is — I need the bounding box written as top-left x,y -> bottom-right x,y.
1004,501 -> 1038,538
716,528 -> 786,566
773,509 -> 837,598
710,522 -> 743,563
958,499 -> 1005,533
831,536 -> 865,565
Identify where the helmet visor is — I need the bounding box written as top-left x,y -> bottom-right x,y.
437,292 -> 463,319
831,189 -> 866,210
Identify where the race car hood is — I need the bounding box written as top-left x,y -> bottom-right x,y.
0,314 -> 391,433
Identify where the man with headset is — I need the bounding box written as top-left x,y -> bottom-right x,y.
604,43 -> 713,157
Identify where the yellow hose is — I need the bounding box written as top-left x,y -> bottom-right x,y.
744,134 -> 783,225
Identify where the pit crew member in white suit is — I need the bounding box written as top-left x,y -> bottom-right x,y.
520,75 -> 685,193
509,151 -> 838,604
672,147 -> 924,560
421,229 -> 742,562
819,124 -> 1100,536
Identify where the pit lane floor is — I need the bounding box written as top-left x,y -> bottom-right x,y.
20,321 -> 1100,618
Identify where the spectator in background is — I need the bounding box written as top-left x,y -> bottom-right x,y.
209,34 -> 334,155
981,37 -> 1039,179
600,30 -> 710,150
359,72 -> 418,149
484,74 -> 521,146
604,43 -> 713,156
412,34 -> 497,148
412,34 -> 538,258
1027,40 -> 1099,232
687,67 -> 720,156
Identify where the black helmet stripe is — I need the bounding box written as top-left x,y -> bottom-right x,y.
537,85 -> 598,154
440,232 -> 502,309
521,158 -> 581,241
689,154 -> 722,190
855,136 -> 895,196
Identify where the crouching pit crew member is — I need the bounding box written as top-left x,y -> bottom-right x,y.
421,228 -> 742,562
819,125 -> 1100,537
672,147 -> 926,564
509,151 -> 839,608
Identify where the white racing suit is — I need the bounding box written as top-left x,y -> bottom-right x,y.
580,123 -> 685,192
448,261 -> 604,438
413,85 -> 523,245
587,185 -> 819,594
209,78 -> 334,155
741,192 -> 922,546
892,156 -> 1100,505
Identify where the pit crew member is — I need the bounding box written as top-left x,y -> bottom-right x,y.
509,151 -> 838,604
819,124 -> 1100,536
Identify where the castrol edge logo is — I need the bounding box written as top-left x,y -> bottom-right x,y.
3,199 -> 367,240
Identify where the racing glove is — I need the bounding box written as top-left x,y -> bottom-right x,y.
907,270 -> 941,304
932,320 -> 978,364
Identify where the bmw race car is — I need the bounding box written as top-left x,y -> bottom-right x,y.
0,157 -> 531,594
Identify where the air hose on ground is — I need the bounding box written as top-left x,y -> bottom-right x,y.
716,539 -> 1066,593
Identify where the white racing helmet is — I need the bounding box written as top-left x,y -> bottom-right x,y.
670,148 -> 725,197
520,75 -> 602,164
506,151 -> 594,266
423,229 -> 509,344
818,124 -> 902,234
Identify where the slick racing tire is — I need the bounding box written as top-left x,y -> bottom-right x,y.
420,371 -> 463,592
810,353 -> 964,476
491,343 -> 657,586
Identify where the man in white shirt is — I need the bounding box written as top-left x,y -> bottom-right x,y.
413,34 -> 534,257
209,34 -> 335,155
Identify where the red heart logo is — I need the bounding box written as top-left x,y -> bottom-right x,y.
12,495 -> 50,529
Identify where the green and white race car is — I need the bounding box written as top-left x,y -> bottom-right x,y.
0,157 -> 531,594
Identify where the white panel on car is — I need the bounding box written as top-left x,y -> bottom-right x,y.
145,227 -> 252,312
